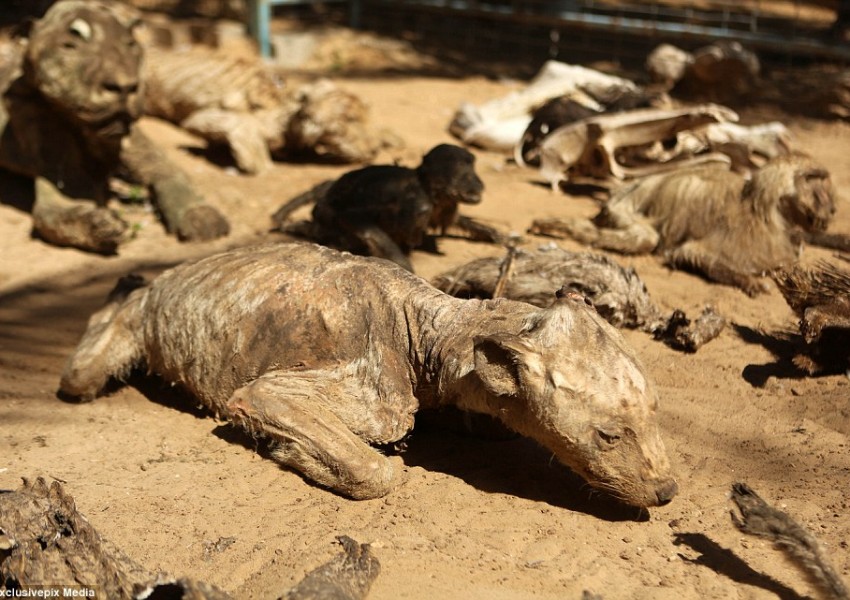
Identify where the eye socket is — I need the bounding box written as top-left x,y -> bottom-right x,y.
594,428 -> 622,448
69,18 -> 92,41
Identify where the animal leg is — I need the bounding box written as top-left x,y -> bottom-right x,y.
529,208 -> 658,254
31,178 -> 127,254
352,225 -> 414,271
528,217 -> 601,244
59,279 -> 146,401
804,230 -> 850,253
120,127 -> 230,241
453,214 -> 513,244
589,206 -> 660,254
181,108 -> 273,175
801,303 -> 850,343
665,241 -> 770,296
226,371 -> 402,500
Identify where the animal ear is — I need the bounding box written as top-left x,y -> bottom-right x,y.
472,334 -> 528,397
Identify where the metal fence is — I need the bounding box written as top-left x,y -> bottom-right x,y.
348,0 -> 848,70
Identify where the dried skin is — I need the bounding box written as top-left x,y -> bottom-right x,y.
773,261 -> 850,374
0,477 -> 380,600
432,246 -> 664,330
272,145 -> 504,272
0,0 -> 228,252
433,246 -> 724,351
730,483 -> 849,600
143,48 -> 386,173
61,242 -> 677,508
515,89 -> 661,168
530,154 -> 836,296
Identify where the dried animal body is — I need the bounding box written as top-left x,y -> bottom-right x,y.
730,483 -> 849,600
514,90 -> 660,168
143,47 -> 387,174
272,144 -> 504,271
432,246 -> 725,351
449,60 -> 641,152
530,154 -> 836,296
432,246 -> 664,330
0,0 -> 229,253
0,477 -> 380,600
61,242 -> 677,507
773,261 -> 850,374
646,41 -> 760,101
533,104 -> 738,189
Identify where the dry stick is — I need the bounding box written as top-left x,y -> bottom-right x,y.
730,482 -> 849,600
492,245 -> 519,299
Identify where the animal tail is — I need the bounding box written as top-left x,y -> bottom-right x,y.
270,179 -> 334,229
730,482 -> 849,600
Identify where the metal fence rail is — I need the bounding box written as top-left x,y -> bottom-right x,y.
357,0 -> 848,64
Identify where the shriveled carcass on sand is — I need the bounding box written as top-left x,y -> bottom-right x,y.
729,482 -> 849,600
449,60 -> 643,152
143,47 -> 393,174
271,144 -> 509,272
0,477 -> 380,600
772,260 -> 850,375
0,0 -> 229,253
514,87 -> 660,168
519,100 -> 792,183
530,154 -> 837,296
60,242 -> 677,508
432,245 -> 725,352
527,102 -> 798,189
645,41 -> 761,101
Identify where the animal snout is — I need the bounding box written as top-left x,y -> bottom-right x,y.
461,180 -> 484,204
102,78 -> 140,98
654,478 -> 678,506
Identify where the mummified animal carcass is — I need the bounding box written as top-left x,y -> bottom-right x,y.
142,47 -> 391,174
271,144 -> 508,272
773,260 -> 850,375
530,154 -> 836,296
448,60 -> 643,153
0,477 -> 380,600
0,0 -> 229,253
432,245 -> 725,352
61,242 -> 677,507
645,41 -> 761,101
517,102 -> 791,180
531,104 -> 764,189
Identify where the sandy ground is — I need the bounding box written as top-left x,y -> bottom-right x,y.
1,26 -> 850,600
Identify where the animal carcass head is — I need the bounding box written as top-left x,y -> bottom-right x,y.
471,290 -> 677,508
419,144 -> 484,205
749,154 -> 836,233
25,0 -> 144,140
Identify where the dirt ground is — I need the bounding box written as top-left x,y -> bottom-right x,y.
1,22 -> 849,600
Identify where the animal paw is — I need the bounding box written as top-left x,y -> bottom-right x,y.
741,277 -> 772,297
176,204 -> 230,242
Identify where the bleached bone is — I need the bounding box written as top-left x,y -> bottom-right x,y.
537,103 -> 738,189
675,121 -> 793,171
448,60 -> 640,152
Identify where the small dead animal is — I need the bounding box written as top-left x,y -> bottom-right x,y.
271,144 -> 508,271
432,245 -> 724,351
61,242 -> 677,507
0,477 -> 380,600
772,260 -> 850,375
529,154 -> 837,296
